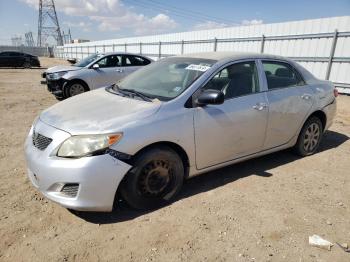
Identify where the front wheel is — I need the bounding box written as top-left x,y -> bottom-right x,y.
294,116 -> 323,156
54,95 -> 65,101
23,61 -> 31,68
119,146 -> 184,210
65,82 -> 87,97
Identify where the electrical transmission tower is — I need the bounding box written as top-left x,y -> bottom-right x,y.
25,32 -> 35,46
62,29 -> 72,44
11,36 -> 23,46
37,0 -> 63,46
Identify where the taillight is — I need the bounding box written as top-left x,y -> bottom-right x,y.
334,88 -> 339,97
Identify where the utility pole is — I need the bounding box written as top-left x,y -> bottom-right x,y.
37,0 -> 63,46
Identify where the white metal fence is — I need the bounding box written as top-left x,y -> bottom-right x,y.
54,16 -> 350,91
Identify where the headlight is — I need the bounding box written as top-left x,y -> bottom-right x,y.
57,133 -> 122,158
48,71 -> 67,80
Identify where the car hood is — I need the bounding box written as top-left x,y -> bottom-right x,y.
39,89 -> 162,134
46,65 -> 81,73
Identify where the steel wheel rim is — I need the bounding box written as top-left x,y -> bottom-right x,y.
138,160 -> 173,198
303,123 -> 320,152
69,84 -> 85,96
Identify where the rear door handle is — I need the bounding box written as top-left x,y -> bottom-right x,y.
115,68 -> 123,73
253,102 -> 268,111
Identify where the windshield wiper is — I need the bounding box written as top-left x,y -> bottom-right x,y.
120,88 -> 153,102
106,84 -> 126,96
107,84 -> 153,102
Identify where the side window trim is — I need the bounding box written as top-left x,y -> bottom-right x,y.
261,59 -> 306,91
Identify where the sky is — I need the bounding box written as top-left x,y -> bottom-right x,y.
0,0 -> 349,45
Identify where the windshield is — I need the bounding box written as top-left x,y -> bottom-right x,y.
75,53 -> 104,67
116,57 -> 216,101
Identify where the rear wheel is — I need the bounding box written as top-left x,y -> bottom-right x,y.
119,146 -> 184,210
294,116 -> 323,156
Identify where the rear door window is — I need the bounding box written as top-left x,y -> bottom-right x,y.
262,61 -> 305,90
123,55 -> 151,66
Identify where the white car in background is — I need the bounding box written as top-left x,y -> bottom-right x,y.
43,52 -> 153,100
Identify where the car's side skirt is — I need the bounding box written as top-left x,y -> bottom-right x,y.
188,138 -> 297,178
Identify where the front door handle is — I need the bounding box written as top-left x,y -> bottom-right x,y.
115,68 -> 123,73
253,102 -> 268,111
301,94 -> 312,100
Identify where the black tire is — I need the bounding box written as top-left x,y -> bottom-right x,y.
54,95 -> 65,101
294,116 -> 323,156
64,81 -> 88,97
23,61 -> 31,68
119,146 -> 184,210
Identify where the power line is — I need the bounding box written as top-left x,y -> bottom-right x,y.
123,0 -> 236,26
124,0 -> 206,23
142,0 -> 239,25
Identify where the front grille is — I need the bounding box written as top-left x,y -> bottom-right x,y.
60,183 -> 79,197
32,130 -> 52,150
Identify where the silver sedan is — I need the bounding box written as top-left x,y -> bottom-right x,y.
25,52 -> 337,211
43,52 -> 153,100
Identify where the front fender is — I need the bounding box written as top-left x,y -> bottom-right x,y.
110,107 -> 196,168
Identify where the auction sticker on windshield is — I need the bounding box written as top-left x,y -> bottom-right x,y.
185,64 -> 211,72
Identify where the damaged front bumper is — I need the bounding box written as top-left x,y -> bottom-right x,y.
46,78 -> 67,99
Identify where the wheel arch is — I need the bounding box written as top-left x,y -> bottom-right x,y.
292,109 -> 327,149
114,141 -> 190,208
293,110 -> 326,156
306,110 -> 327,131
131,141 -> 190,178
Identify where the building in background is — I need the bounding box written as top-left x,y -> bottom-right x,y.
72,39 -> 90,44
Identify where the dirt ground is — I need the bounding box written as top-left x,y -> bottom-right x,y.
0,57 -> 349,262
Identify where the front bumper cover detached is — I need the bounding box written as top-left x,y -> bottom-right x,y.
46,78 -> 67,99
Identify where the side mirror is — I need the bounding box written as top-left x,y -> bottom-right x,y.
196,89 -> 224,106
92,64 -> 100,69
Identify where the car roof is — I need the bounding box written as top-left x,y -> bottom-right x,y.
101,52 -> 154,61
103,52 -> 149,56
0,51 -> 31,55
178,51 -> 290,62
